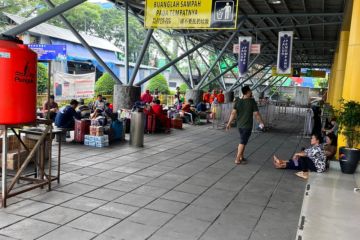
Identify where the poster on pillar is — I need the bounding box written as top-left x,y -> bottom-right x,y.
238,36 -> 252,77
144,0 -> 239,29
277,31 -> 293,75
53,72 -> 95,101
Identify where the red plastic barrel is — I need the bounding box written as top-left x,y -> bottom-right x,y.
0,37 -> 37,125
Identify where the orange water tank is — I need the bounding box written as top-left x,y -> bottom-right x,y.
0,36 -> 37,125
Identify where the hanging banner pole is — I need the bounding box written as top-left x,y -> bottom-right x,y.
277,31 -> 293,74
238,36 -> 252,77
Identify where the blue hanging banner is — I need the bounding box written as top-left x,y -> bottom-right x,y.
238,36 -> 252,77
277,31 -> 293,74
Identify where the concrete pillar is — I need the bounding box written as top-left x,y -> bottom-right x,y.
339,0 -> 360,149
329,0 -> 353,108
113,85 -> 141,111
185,89 -> 203,105
224,91 -> 234,103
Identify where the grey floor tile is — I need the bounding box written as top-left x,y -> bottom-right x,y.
104,180 -> 142,192
72,167 -> 106,176
78,176 -> 115,187
84,188 -> 126,201
92,202 -> 139,219
95,171 -> 128,180
56,182 -> 98,195
0,218 -> 57,240
0,212 -> 24,228
160,216 -> 211,239
178,205 -> 222,222
174,183 -> 208,195
148,228 -> 199,240
128,208 -> 174,227
114,193 -> 155,207
161,190 -> 198,203
146,199 -> 187,214
32,206 -> 85,225
96,220 -> 158,240
66,213 -> 119,234
31,191 -> 77,205
121,174 -> 153,184
4,200 -> 53,217
38,226 -> 96,240
61,196 -> 107,211
130,185 -> 169,198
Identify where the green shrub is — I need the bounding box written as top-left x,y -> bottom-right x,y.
179,83 -> 189,94
37,63 -> 48,93
146,74 -> 170,94
95,72 -> 116,95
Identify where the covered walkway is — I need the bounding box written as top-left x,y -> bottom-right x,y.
0,116 -> 306,240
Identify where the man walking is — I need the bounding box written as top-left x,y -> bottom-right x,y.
226,86 -> 264,164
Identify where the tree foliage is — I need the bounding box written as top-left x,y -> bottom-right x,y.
95,72 -> 116,95
179,83 -> 189,94
37,63 -> 48,93
146,74 -> 170,94
0,0 -> 150,64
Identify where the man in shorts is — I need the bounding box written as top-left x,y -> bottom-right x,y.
226,86 -> 264,164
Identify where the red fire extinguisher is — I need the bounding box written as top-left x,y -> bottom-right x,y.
0,35 -> 37,125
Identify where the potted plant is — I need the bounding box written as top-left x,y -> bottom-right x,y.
336,99 -> 360,174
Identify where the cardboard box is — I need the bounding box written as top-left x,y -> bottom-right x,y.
0,135 -> 20,153
0,149 -> 28,170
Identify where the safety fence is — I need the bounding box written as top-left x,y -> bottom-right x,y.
211,101 -> 309,132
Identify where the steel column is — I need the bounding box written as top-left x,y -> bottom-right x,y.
4,0 -> 86,36
124,0 -> 130,84
252,74 -> 273,90
136,31 -> 225,86
129,29 -> 153,86
269,78 -> 288,98
184,37 -> 195,88
228,55 -> 261,90
201,63 -> 238,89
251,68 -> 272,90
151,37 -> 192,88
43,0 -> 122,84
195,18 -> 246,89
262,76 -> 285,93
231,61 -> 273,91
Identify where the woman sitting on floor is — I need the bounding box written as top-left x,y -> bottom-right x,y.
273,133 -> 327,179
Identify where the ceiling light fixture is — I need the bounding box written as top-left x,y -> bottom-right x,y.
268,0 -> 282,4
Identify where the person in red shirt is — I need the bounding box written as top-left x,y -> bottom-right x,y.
150,99 -> 169,132
217,90 -> 225,103
203,91 -> 211,103
141,90 -> 153,104
209,90 -> 218,104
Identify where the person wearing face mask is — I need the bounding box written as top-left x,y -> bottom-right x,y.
226,86 -> 265,165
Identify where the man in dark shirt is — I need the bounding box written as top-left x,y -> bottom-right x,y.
226,86 -> 264,164
55,99 -> 79,129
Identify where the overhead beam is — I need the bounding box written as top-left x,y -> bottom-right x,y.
4,0 -> 86,36
43,0 -> 122,84
136,30 -> 225,86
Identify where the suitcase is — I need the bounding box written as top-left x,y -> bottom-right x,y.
146,114 -> 157,134
171,118 -> 183,129
111,120 -> 123,141
74,119 -> 91,143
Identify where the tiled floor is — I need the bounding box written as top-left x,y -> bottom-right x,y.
1,117 -> 307,240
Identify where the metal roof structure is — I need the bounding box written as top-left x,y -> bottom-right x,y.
1,0 -> 346,91
3,12 -> 121,53
111,0 -> 345,69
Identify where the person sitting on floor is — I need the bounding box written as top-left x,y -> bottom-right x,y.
273,133 -> 327,179
55,99 -> 79,129
42,95 -> 59,121
323,132 -> 337,161
322,117 -> 339,137
181,99 -> 198,124
141,89 -> 153,104
76,98 -> 91,119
